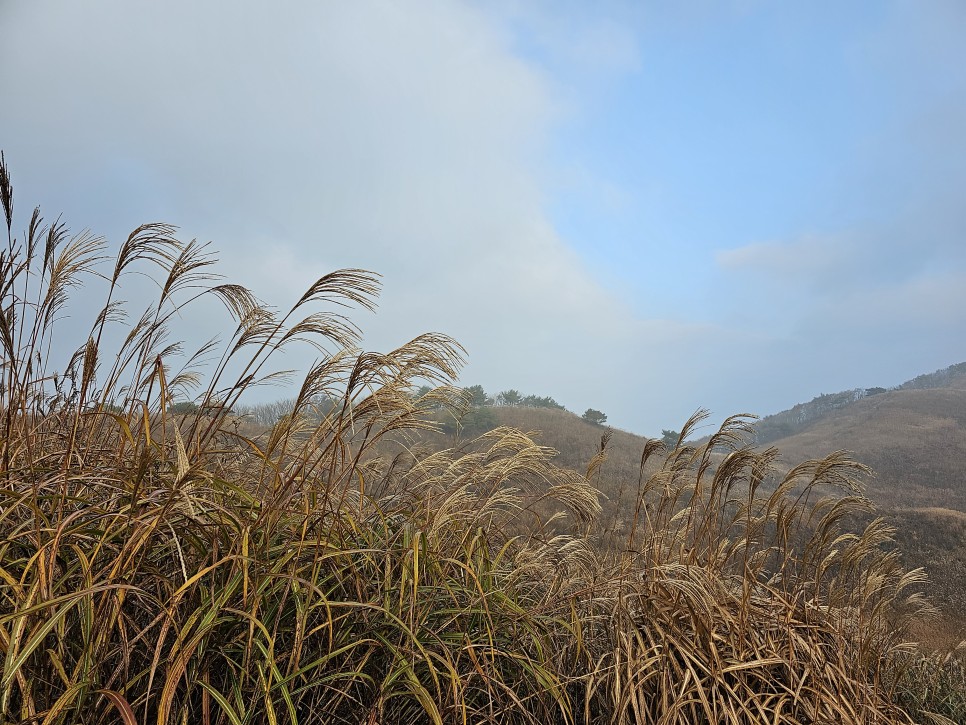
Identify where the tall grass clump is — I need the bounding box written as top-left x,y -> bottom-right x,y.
0,153 -> 933,723
585,417 -> 938,724
893,646 -> 966,724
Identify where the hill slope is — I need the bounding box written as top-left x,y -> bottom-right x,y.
756,361 -> 966,444
432,368 -> 966,642
764,386 -> 966,512
755,365 -> 966,642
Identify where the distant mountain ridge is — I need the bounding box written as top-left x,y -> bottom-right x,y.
755,361 -> 966,444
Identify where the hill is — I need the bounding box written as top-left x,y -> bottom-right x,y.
422,374 -> 966,645
748,364 -> 966,645
756,361 -> 966,444
763,386 -> 966,512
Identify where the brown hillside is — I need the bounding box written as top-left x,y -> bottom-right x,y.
437,400 -> 966,644
765,387 -> 966,512
413,405 -> 650,476
410,406 -> 653,528
397,396 -> 966,644
763,387 -> 966,643
485,407 -> 648,477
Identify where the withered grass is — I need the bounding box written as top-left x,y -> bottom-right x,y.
0,153 -> 941,723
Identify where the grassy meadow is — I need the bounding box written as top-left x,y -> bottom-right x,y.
0,153 -> 961,723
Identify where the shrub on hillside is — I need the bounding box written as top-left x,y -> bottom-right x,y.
169,400 -> 199,415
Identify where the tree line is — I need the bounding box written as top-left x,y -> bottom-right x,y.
457,385 -> 611,427
171,384 -> 615,430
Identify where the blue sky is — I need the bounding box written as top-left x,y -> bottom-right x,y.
525,2 -> 962,316
2,1 -> 965,435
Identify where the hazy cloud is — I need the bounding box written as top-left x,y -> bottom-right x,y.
717,234 -> 855,282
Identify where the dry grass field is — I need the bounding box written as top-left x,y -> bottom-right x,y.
433,402 -> 966,633
1,153 -> 962,723
413,401 -> 966,721
418,384 -> 966,720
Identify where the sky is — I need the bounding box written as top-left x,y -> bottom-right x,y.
2,0 -> 965,436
